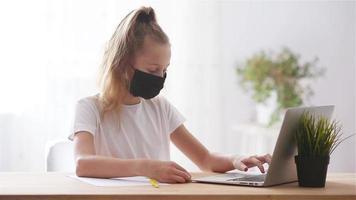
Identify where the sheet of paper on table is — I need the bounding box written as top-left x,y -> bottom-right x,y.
68,175 -> 169,187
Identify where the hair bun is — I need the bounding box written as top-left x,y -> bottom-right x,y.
136,7 -> 155,23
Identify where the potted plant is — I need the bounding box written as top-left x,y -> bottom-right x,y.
295,112 -> 353,187
237,48 -> 324,127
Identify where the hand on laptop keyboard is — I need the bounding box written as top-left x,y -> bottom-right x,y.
232,154 -> 272,173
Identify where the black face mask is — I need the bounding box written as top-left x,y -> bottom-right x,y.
129,69 -> 166,99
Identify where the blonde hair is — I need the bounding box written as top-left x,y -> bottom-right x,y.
98,6 -> 169,118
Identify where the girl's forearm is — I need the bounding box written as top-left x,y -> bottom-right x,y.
75,155 -> 148,178
203,153 -> 235,173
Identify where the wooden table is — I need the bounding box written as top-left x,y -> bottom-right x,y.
0,172 -> 355,200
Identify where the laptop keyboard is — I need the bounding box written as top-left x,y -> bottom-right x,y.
227,174 -> 266,182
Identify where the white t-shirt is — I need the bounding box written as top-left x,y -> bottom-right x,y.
68,94 -> 185,161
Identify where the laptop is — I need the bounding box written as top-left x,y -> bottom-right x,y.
192,105 -> 335,187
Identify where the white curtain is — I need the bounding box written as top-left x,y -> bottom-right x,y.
0,0 -> 225,171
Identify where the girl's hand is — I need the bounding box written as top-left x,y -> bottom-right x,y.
143,160 -> 191,183
232,154 -> 272,173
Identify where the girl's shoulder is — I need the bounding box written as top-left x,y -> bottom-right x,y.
76,94 -> 101,112
77,93 -> 99,103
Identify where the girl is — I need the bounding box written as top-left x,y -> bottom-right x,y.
69,6 -> 271,183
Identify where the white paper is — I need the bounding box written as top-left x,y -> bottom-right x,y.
68,175 -> 169,187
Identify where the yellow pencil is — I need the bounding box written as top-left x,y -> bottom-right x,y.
149,178 -> 159,188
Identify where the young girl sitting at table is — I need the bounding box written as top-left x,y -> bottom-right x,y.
69,6 -> 271,183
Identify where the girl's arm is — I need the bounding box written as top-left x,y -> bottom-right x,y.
73,132 -> 143,178
170,125 -> 271,173
73,132 -> 191,183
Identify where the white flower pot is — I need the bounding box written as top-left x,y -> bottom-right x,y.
256,91 -> 277,126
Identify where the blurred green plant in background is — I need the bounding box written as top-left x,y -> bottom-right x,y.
237,47 -> 325,126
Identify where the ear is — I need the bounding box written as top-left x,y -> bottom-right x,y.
125,63 -> 135,80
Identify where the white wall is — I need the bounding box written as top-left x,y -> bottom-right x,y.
219,1 -> 356,172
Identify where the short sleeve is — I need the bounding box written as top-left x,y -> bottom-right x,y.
68,98 -> 98,141
159,96 -> 186,135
